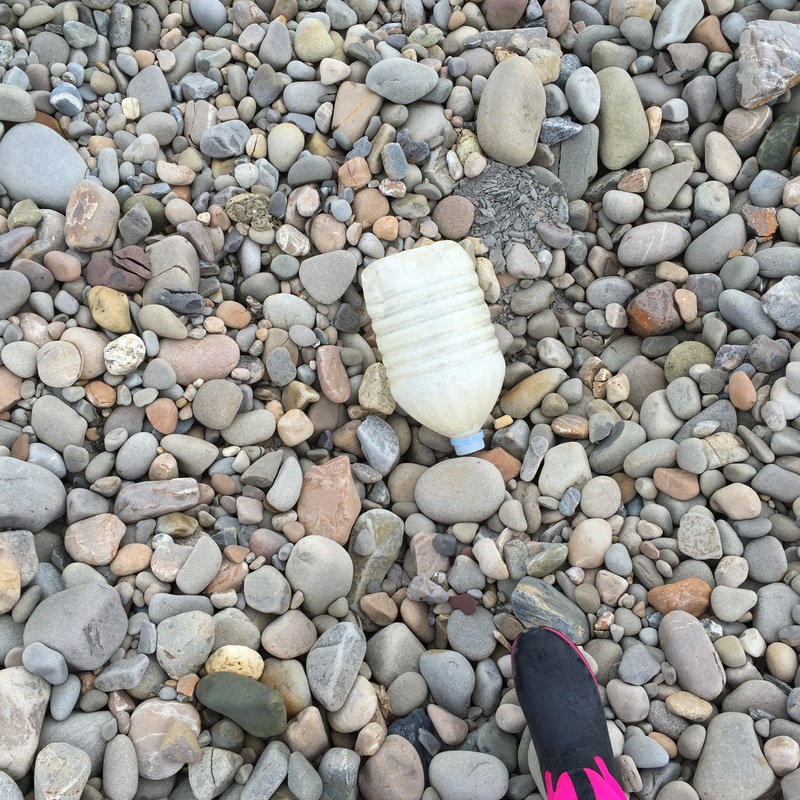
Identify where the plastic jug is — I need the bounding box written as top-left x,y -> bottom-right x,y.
361,240 -> 505,455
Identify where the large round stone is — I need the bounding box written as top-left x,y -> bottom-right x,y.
0,123 -> 88,211
23,584 -> 127,670
414,457 -> 506,523
477,56 -> 545,167
0,458 -> 66,532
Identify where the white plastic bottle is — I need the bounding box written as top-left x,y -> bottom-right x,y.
361,240 -> 505,455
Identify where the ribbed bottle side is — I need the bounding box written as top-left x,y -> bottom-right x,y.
364,261 -> 501,385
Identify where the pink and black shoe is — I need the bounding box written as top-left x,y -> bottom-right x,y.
512,626 -> 627,800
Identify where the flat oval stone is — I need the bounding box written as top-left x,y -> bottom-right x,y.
415,457 -> 506,523
477,55 -> 546,167
0,122 -> 88,211
366,59 -> 439,104
617,222 -> 692,267
0,458 -> 66,532
23,583 -> 127,670
158,335 -> 240,384
196,672 -> 287,738
596,67 -> 650,169
659,610 -> 726,700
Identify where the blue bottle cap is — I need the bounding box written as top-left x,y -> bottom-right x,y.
450,432 -> 485,456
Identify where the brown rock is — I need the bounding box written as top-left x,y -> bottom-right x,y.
64,180 -> 120,252
261,609 -> 318,659
43,251 -> 81,281
204,559 -> 248,594
543,0 -> 570,38
316,345 -> 351,403
647,577 -> 712,616
360,592 -> 399,626
483,0 -> 527,28
282,706 -> 329,761
296,455 -> 361,545
617,167 -> 651,192
10,433 -> 29,461
338,156 -> 371,190
0,366 -> 22,412
85,380 -> 117,407
146,397 -> 179,434
352,188 -> 390,229
158,335 -> 241,384
431,196 -> 475,240
608,0 -> 655,27
710,483 -> 761,520
309,213 -> 347,252
742,204 -> 778,239
428,704 -> 469,746
550,414 -> 590,439
259,658 -> 313,719
64,513 -> 127,566
728,371 -> 757,410
474,447 -> 520,482
358,735 -> 425,800
216,300 -> 251,329
373,216 -> 399,240
84,254 -> 147,293
332,82 -> 383,148
110,543 -> 153,576
688,15 -> 731,55
626,281 -> 682,337
653,467 -> 700,500
673,289 -> 697,323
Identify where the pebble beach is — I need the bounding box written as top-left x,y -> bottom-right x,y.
1,0 -> 800,797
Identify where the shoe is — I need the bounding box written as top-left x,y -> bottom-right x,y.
512,626 -> 626,800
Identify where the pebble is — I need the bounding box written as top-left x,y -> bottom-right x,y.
429,751 -> 509,800
196,672 -> 286,738
693,713 -> 774,800
23,583 -> 127,670
659,611 -> 726,700
414,458 -> 505,523
0,123 -> 88,211
476,55 -> 545,167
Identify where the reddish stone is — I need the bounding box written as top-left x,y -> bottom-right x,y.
449,594 -> 477,615
431,196 -> 476,240
204,559 -> 248,593
647,578 -> 712,616
84,254 -> 147,293
742,204 -> 778,239
296,455 -> 361,545
113,246 -> 151,279
653,468 -> 700,500
474,447 -> 520,482
626,281 -> 682,337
